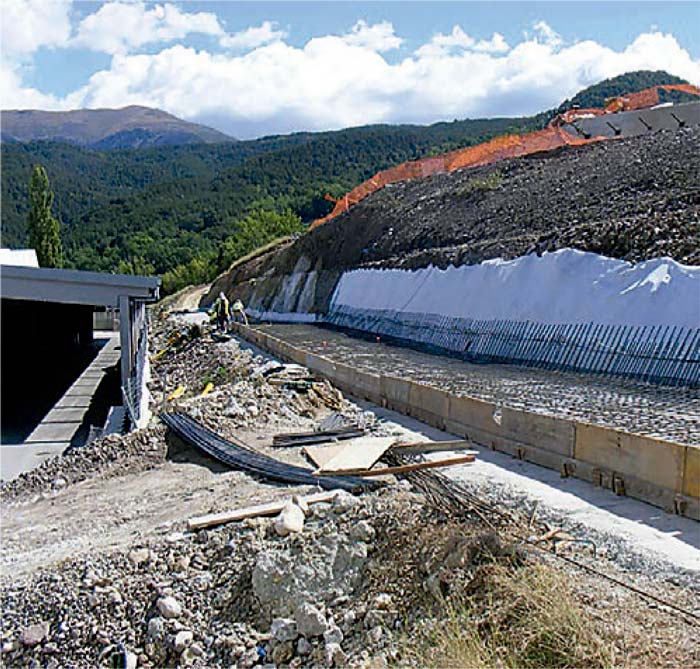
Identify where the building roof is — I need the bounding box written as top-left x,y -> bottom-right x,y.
1,264 -> 160,306
0,248 -> 39,268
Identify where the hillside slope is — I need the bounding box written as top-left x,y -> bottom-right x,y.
0,106 -> 234,149
209,125 -> 700,313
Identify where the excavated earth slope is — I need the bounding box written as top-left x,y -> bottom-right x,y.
295,126 -> 700,270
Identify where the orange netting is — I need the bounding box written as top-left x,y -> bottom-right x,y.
605,84 -> 700,112
310,84 -> 700,230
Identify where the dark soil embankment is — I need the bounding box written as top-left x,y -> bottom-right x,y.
294,125 -> 700,271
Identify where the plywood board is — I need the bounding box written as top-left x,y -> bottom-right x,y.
303,442 -> 350,469
315,453 -> 476,477
309,436 -> 397,473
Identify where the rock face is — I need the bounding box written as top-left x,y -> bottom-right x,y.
252,535 -> 368,617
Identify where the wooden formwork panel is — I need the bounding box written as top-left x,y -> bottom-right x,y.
408,382 -> 450,427
683,446 -> 700,499
304,353 -> 337,381
351,369 -> 382,402
380,375 -> 412,411
574,423 -> 685,493
448,395 -> 500,437
501,407 -> 575,457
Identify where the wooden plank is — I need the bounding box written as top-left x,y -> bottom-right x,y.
390,440 -> 477,455
315,453 -> 476,477
188,490 -> 339,530
312,436 -> 398,473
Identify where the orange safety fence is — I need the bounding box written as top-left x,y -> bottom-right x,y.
310,84 -> 700,230
604,84 -> 700,113
311,127 -> 597,229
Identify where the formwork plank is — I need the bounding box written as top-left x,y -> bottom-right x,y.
683,446 -> 700,499
501,407 -> 575,457
574,424 -> 685,492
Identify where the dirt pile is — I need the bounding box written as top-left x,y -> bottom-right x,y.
4,485 -> 697,669
302,126 -> 700,271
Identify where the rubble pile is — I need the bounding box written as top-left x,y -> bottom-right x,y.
151,322 -> 377,442
0,427 -> 167,505
0,489 -> 431,668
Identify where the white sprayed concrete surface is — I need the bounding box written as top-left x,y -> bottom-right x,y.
332,249 -> 700,328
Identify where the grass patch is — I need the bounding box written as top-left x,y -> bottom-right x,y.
406,563 -> 616,669
456,171 -> 503,197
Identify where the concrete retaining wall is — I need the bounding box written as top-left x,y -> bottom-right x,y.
233,324 -> 700,520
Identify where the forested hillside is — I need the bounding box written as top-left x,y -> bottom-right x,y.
1,70 -> 687,293
3,116 -> 541,280
555,70 -> 689,113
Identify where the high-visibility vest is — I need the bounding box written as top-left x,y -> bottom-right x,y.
216,297 -> 230,317
232,300 -> 244,312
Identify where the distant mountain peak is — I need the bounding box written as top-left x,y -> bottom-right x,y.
0,106 -> 236,149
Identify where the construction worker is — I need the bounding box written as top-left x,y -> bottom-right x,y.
211,292 -> 230,331
232,298 -> 249,326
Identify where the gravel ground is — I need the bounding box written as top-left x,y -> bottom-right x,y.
256,323 -> 700,445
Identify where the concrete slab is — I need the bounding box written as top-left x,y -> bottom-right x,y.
42,407 -> 89,422
24,422 -> 80,443
53,396 -> 93,408
0,442 -> 67,481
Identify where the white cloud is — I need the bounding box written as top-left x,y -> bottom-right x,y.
474,33 -> 510,53
342,20 -> 403,52
220,21 -> 287,50
1,0 -> 72,57
531,20 -> 563,48
3,10 -> 700,139
416,26 -> 509,58
71,2 -> 223,55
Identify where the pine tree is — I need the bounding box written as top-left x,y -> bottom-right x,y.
27,165 -> 63,268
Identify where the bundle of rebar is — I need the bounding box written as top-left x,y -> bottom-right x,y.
161,412 -> 374,492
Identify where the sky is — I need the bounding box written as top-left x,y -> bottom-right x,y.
2,1 -> 700,139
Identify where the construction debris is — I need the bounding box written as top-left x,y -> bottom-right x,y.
160,412 -> 375,492
273,426 -> 366,448
315,453 -> 476,478
1,309 -> 698,669
188,490 -> 340,530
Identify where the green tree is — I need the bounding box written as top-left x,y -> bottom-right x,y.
27,165 -> 63,267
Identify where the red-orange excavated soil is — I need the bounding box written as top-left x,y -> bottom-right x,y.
310,85 -> 700,230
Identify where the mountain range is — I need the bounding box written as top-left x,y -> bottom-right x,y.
1,106 -> 235,149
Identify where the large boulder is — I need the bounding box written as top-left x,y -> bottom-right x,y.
252,534 -> 367,616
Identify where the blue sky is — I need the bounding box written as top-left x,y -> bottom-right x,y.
3,1 -> 699,138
